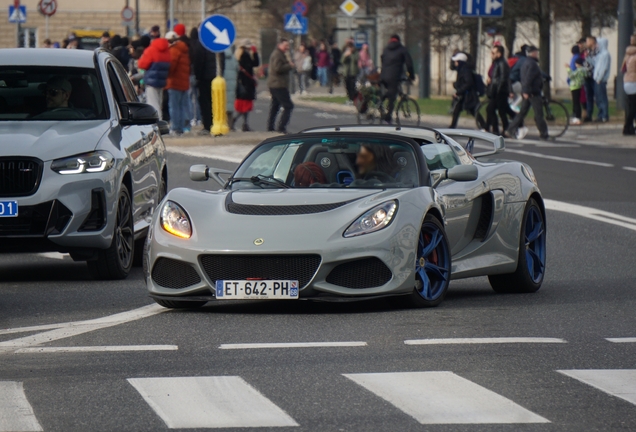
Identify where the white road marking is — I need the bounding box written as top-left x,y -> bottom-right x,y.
0,382 -> 43,432
544,199 -> 636,233
219,341 -> 367,349
0,304 -> 167,354
128,376 -> 299,428
624,166 -> 636,172
14,345 -> 178,354
168,146 -> 247,164
606,338 -> 636,343
343,372 -> 549,424
558,370 -> 636,406
37,252 -> 67,260
404,337 -> 566,345
504,148 -> 614,167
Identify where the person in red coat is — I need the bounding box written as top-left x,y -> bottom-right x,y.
137,37 -> 171,120
166,25 -> 191,135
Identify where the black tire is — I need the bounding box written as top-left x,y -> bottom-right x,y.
87,186 -> 134,280
488,198 -> 546,293
407,214 -> 452,308
133,175 -> 166,267
545,100 -> 569,138
154,298 -> 207,309
396,97 -> 421,126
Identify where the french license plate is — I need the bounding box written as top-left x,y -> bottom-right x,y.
0,200 -> 18,217
215,280 -> 299,300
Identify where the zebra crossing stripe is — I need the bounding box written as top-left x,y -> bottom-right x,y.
343,372 -> 550,424
558,369 -> 636,406
0,382 -> 43,432
128,376 -> 299,428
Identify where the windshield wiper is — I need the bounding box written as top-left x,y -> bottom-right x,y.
227,175 -> 290,189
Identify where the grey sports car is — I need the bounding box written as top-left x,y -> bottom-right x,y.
145,125 -> 546,308
0,49 -> 168,280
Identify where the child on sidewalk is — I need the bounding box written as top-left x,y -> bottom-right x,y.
566,57 -> 586,125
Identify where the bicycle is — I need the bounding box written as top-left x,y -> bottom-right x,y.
476,79 -> 569,138
356,78 -> 421,126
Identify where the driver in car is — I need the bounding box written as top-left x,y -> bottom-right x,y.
355,143 -> 395,181
44,77 -> 72,109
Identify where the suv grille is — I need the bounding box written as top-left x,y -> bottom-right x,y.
199,254 -> 321,288
151,258 -> 202,289
0,157 -> 43,197
0,200 -> 71,237
326,258 -> 393,289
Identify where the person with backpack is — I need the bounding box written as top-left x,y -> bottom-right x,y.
486,45 -> 511,135
449,52 -> 486,129
508,45 -> 529,113
506,46 -> 549,140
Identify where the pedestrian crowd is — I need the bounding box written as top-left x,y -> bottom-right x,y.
446,33 -> 636,139
42,25 -> 260,136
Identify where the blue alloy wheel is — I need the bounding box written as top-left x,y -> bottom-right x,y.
411,215 -> 451,307
488,198 -> 546,293
524,206 -> 546,283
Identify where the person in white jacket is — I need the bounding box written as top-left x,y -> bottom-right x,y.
593,37 -> 611,122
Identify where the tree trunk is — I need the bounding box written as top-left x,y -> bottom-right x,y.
580,3 -> 592,37
538,0 -> 551,98
503,18 -> 517,58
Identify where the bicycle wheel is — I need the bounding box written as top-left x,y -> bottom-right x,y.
396,97 -> 421,126
545,100 -> 569,138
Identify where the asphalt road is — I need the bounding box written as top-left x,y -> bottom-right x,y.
1,99 -> 636,431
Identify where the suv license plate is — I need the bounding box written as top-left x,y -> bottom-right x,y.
215,280 -> 299,300
0,200 -> 18,217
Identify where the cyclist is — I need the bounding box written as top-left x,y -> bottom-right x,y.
380,34 -> 414,124
506,46 -> 549,140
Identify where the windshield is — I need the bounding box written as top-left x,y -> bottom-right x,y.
0,66 -> 107,121
231,137 -> 420,190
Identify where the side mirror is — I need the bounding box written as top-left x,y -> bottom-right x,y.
120,102 -> 159,126
447,164 -> 478,182
157,120 -> 170,135
189,164 -> 209,182
431,165 -> 478,188
190,165 -> 234,187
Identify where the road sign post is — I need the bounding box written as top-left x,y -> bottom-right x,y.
459,0 -> 504,74
38,0 -> 56,39
340,0 -> 360,37
199,15 -> 236,136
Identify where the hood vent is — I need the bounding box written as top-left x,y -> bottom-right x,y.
226,194 -> 353,216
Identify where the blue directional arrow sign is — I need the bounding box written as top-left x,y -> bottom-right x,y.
460,0 -> 503,17
284,13 -> 308,35
8,5 -> 26,23
199,14 -> 236,53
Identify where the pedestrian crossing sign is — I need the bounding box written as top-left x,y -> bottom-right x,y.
284,13 -> 307,35
8,5 -> 26,23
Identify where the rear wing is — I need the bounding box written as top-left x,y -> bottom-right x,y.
437,129 -> 505,158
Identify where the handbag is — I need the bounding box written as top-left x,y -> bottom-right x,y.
302,56 -> 312,72
239,66 -> 258,88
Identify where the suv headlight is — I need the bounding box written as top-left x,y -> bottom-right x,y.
51,151 -> 114,174
344,200 -> 398,238
160,201 -> 192,239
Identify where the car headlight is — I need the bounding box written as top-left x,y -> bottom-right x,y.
160,201 -> 192,239
51,151 -> 114,174
344,200 -> 398,238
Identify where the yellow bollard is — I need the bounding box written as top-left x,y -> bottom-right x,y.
211,76 -> 229,136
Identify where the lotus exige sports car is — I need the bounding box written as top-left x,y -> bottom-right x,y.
144,125 -> 546,308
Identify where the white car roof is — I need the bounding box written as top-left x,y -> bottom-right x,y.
0,48 -> 96,68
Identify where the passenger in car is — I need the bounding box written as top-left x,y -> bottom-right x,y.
355,143 -> 395,179
293,162 -> 327,187
44,77 -> 72,109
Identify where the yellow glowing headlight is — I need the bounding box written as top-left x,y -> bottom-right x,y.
160,201 -> 192,239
